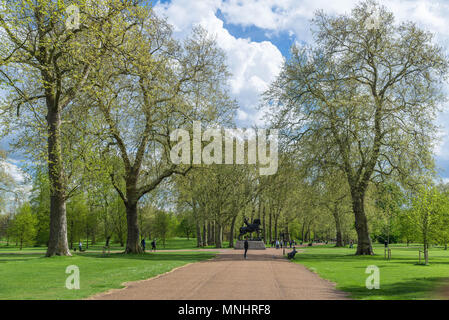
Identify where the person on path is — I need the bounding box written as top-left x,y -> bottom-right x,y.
151,239 -> 156,251
79,241 -> 83,252
244,237 -> 249,259
141,238 -> 146,252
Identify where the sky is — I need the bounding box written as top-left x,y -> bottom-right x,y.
3,0 -> 449,200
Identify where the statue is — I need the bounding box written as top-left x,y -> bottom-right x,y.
238,217 -> 263,241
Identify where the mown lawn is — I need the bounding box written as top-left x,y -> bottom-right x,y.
0,251 -> 215,300
294,244 -> 449,300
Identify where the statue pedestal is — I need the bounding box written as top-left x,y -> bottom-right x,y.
234,240 -> 266,250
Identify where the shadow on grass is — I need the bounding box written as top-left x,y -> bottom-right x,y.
0,258 -> 32,262
341,276 -> 445,300
298,252 -> 439,264
77,252 -> 216,262
0,252 -> 216,263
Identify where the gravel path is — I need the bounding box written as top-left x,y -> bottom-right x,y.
90,248 -> 349,300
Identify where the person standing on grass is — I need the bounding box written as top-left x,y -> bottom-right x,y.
244,237 -> 249,259
151,239 -> 156,252
141,238 -> 146,252
79,241 -> 82,252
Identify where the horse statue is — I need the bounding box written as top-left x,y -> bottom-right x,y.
238,217 -> 263,240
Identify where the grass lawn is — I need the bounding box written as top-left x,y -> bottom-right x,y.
294,244 -> 449,300
0,251 -> 215,300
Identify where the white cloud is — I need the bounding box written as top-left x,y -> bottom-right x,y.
154,0 -> 284,128
219,0 -> 449,44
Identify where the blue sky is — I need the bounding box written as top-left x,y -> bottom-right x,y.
3,0 -> 449,193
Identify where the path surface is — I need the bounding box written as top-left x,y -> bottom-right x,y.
90,248 -> 349,300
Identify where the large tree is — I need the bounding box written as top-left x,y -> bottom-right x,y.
0,0 -> 135,256
87,6 -> 235,253
264,0 -> 448,254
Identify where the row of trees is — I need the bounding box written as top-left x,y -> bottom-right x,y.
1,0 -> 448,259
1,187 -> 196,250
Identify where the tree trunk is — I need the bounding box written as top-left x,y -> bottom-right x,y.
45,98 -> 71,257
423,236 -> 429,265
208,221 -> 214,245
86,225 -> 89,249
229,215 -> 237,248
125,201 -> 142,254
70,220 -> 73,250
202,222 -> 207,247
274,215 -> 278,241
424,244 -> 429,265
195,220 -> 201,246
215,223 -> 222,248
333,206 -> 344,247
193,201 -> 202,247
269,211 -> 272,243
262,205 -> 266,243
352,193 -> 373,255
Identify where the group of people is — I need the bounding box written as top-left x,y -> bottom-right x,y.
140,238 -> 157,252
271,239 -> 297,249
243,237 -> 298,260
73,237 -> 156,253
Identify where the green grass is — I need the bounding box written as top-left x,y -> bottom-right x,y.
0,251 -> 215,300
293,244 -> 449,300
0,238 -> 225,300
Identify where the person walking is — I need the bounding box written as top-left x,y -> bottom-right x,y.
78,241 -> 83,252
244,237 -> 249,259
141,238 -> 146,252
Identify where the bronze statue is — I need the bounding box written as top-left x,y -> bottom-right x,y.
238,217 -> 263,240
